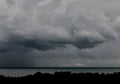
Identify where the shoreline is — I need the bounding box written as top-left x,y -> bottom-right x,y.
0,71 -> 120,80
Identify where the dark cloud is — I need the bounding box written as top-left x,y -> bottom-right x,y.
0,0 -> 120,67
0,36 -> 104,52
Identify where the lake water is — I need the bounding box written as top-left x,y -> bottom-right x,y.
0,68 -> 120,77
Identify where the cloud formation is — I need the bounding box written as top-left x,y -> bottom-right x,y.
0,0 -> 120,67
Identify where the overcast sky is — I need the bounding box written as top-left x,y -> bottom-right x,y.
0,0 -> 120,67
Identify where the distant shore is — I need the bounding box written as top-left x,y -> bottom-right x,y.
0,71 -> 120,81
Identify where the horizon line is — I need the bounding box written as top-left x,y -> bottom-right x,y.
0,67 -> 120,69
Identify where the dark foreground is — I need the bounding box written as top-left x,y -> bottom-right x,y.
0,72 -> 120,81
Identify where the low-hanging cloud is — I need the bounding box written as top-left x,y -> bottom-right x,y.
0,0 -> 120,67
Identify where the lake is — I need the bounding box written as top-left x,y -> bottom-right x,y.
0,67 -> 120,77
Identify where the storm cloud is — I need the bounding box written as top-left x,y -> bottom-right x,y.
0,0 -> 120,67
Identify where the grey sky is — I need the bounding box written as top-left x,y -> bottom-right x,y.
0,0 -> 120,67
